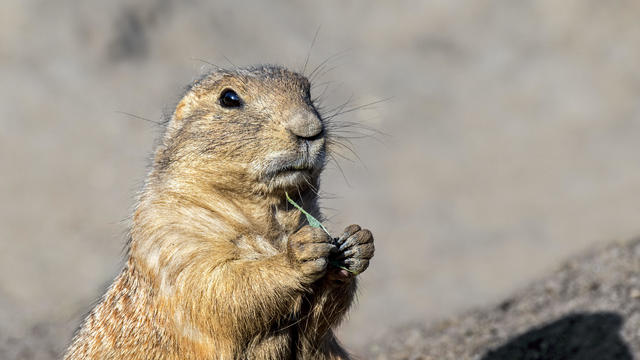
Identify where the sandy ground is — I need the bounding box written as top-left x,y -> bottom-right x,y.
1,0 -> 640,356
368,238 -> 640,359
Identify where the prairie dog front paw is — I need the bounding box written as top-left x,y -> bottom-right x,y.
331,224 -> 374,277
287,225 -> 335,283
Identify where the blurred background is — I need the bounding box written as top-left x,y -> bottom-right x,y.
2,0 -> 640,357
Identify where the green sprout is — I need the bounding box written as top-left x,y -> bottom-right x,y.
285,191 -> 331,236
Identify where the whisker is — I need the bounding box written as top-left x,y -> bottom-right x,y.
308,49 -> 350,82
296,185 -> 304,208
327,143 -> 358,164
303,177 -> 320,197
189,58 -> 222,70
322,94 -> 354,121
326,152 -> 351,187
323,97 -> 391,121
302,25 -> 321,76
222,54 -> 237,68
116,111 -> 166,127
310,64 -> 339,84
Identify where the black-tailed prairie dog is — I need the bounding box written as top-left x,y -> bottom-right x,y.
64,65 -> 375,359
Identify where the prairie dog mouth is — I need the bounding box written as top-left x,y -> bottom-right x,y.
279,163 -> 313,172
266,158 -> 317,178
252,150 -> 325,184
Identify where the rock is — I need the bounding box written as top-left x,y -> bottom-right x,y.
368,238 -> 640,360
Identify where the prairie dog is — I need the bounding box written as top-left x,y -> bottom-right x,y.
64,65 -> 374,359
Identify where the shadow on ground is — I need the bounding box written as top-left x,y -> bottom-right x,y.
481,312 -> 632,360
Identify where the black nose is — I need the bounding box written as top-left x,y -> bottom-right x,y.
285,110 -> 323,139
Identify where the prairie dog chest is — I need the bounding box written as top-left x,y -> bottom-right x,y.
232,203 -> 303,258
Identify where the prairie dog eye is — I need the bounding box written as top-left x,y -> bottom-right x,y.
219,89 -> 243,108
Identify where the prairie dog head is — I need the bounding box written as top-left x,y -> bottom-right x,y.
153,65 -> 326,195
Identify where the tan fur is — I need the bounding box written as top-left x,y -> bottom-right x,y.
64,65 -> 374,359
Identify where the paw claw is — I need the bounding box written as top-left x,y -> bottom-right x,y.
329,226 -> 374,277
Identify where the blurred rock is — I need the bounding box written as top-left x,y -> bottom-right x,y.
368,238 -> 640,359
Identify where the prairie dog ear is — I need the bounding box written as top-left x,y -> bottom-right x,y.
172,72 -> 224,123
162,89 -> 204,144
173,91 -> 199,122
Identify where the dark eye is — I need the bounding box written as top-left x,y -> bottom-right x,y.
219,89 -> 243,108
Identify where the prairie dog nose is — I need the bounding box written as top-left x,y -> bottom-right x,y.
285,110 -> 323,139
